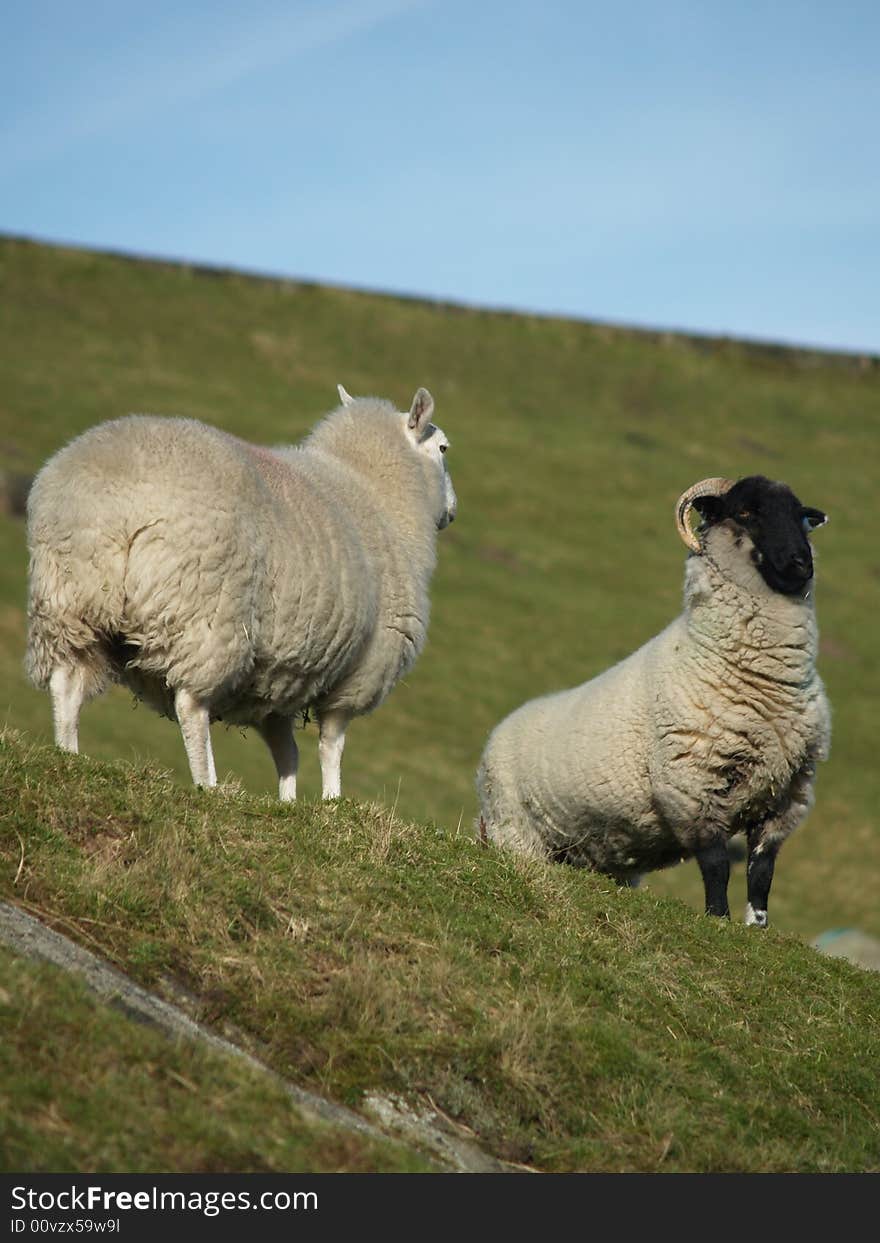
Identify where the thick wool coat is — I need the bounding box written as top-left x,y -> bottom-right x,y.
26,400 -> 444,729
477,521 -> 830,880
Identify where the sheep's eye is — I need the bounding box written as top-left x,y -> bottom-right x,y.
439,443 -> 448,454
737,510 -> 752,522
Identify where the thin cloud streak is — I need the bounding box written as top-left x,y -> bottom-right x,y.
2,0 -> 425,167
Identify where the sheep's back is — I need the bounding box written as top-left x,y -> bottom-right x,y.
230,445 -> 381,720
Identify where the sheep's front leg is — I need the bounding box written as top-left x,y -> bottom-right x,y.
744,761 -> 816,928
745,837 -> 778,928
318,709 -> 349,800
175,688 -> 217,789
695,835 -> 731,918
258,713 -> 299,801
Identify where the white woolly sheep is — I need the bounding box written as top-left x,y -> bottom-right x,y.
26,385 -> 456,800
477,475 -> 830,927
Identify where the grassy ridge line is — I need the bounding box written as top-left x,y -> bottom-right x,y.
6,232 -> 879,368
1,235 -> 879,943
2,731 -> 879,1173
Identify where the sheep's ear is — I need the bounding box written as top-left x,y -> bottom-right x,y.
337,384 -> 355,407
407,387 -> 434,437
803,507 -> 827,531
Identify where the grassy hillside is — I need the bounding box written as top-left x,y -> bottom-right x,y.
0,941 -> 430,1173
2,730 -> 879,1173
1,235 -> 878,943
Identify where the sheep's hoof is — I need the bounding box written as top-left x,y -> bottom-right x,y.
745,904 -> 768,928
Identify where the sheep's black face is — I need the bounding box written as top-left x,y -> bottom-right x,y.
695,476 -> 827,596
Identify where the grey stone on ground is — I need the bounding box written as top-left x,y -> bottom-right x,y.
0,900 -> 517,1173
813,928 -> 880,973
362,1092 -> 535,1174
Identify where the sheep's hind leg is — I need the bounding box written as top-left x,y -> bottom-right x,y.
695,835 -> 731,918
258,714 -> 299,801
49,664 -> 88,753
174,688 -> 216,789
318,709 -> 349,800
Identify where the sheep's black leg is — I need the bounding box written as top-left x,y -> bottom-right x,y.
696,837 -> 731,918
745,838 -> 778,928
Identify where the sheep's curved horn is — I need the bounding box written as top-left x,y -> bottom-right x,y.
675,477 -> 736,553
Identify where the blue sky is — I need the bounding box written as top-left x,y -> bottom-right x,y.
3,0 -> 878,352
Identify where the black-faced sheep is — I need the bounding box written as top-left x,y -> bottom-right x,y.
477,475 -> 830,927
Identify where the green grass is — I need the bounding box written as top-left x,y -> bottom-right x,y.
2,730 -> 879,1173
0,942 -> 431,1173
1,235 -> 878,942
1,236 -> 879,1171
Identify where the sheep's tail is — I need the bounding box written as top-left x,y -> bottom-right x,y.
25,511 -> 128,699
25,578 -> 118,702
